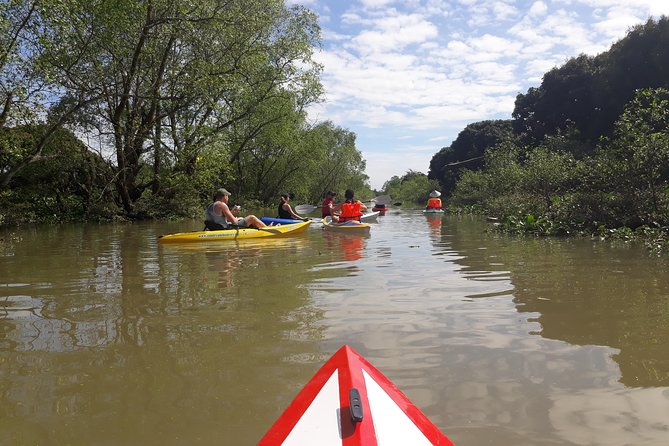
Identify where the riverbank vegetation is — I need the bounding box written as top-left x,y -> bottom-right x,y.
427,17 -> 669,250
0,0 -> 370,227
381,170 -> 440,206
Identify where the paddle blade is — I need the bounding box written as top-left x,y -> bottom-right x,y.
371,195 -> 391,205
295,204 -> 317,214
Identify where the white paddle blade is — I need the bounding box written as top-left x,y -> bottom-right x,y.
371,195 -> 391,205
295,204 -> 317,214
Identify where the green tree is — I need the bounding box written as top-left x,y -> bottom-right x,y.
41,0 -> 322,214
0,126 -> 114,224
0,1 -> 97,187
512,17 -> 669,146
428,120 -> 516,195
382,170 -> 439,204
597,87 -> 669,226
300,121 -> 368,204
513,55 -> 600,142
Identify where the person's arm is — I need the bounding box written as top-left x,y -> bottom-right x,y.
358,200 -> 368,211
285,203 -> 307,220
219,202 -> 237,224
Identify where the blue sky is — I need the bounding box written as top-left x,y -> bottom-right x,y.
286,0 -> 669,189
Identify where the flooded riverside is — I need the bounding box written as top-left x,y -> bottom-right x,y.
1,211 -> 669,445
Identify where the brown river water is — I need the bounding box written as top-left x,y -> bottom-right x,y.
1,211 -> 669,445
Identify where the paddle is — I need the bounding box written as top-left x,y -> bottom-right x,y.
255,226 -> 285,234
371,195 -> 391,205
296,197 -> 396,215
295,204 -> 318,214
227,224 -> 285,234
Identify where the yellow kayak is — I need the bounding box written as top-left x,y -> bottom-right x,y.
322,216 -> 371,233
158,220 -> 311,243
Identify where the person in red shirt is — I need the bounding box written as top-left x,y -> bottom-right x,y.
322,191 -> 337,218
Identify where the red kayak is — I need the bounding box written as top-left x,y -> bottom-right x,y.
371,204 -> 387,215
259,345 -> 454,445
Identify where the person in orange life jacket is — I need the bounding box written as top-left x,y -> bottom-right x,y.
426,190 -> 442,210
321,190 -> 337,218
278,193 -> 309,221
204,188 -> 267,230
333,189 -> 367,222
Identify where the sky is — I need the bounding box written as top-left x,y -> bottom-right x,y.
285,0 -> 669,190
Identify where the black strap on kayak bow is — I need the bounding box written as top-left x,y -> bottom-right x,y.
349,388 -> 363,422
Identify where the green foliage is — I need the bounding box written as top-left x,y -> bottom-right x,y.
499,214 -> 562,236
451,145 -> 523,210
0,0 -> 375,227
512,17 -> 669,144
423,20 -> 669,251
593,88 -> 669,226
294,121 -> 369,204
382,170 -> 440,204
428,120 -> 516,195
521,147 -> 579,210
0,125 -> 116,224
452,88 -> 669,251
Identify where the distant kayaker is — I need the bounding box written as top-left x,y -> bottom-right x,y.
321,191 -> 337,218
334,189 -> 367,222
205,188 -> 267,230
278,193 -> 309,221
426,190 -> 443,210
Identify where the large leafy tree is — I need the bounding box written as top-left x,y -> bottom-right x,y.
382,170 -> 439,204
301,121 -> 367,203
22,0 -> 321,214
513,55 -> 600,142
597,87 -> 669,225
512,17 -> 669,146
428,120 -> 516,195
0,0 -> 98,187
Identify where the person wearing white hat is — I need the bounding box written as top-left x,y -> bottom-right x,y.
426,190 -> 443,210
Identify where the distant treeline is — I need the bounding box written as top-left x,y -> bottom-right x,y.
427,17 -> 669,244
0,1 -> 371,227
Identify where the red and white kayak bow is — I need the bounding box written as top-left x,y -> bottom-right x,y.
259,345 -> 454,445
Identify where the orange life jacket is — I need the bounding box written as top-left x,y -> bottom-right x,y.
426,198 -> 442,209
339,201 -> 362,221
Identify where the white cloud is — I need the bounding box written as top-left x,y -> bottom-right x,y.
529,1 -> 548,16
362,150 -> 435,189
359,0 -> 398,8
286,0 -> 315,5
350,13 -> 439,54
289,0 -> 666,187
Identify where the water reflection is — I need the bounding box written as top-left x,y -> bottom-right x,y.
321,230 -> 368,263
2,216 -> 669,445
424,212 -> 443,235
1,222 -> 330,444
444,217 -> 669,387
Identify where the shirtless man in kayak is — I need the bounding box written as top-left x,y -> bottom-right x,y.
205,188 -> 267,230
